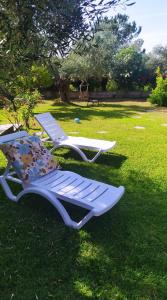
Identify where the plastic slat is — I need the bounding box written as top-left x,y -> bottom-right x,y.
48,175 -> 72,189
32,170 -> 124,213
53,177 -> 85,194
35,113 -> 66,140
73,184 -> 106,201
54,177 -> 80,191
84,186 -> 109,202
0,131 -> 28,144
33,171 -> 63,184
58,180 -> 93,199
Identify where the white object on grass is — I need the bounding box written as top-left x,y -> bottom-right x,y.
35,113 -> 116,163
96,131 -> 108,134
134,126 -> 145,130
133,116 -> 141,119
0,131 -> 125,229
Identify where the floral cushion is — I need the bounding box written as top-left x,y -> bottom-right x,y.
0,135 -> 60,185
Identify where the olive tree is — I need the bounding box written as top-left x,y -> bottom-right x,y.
0,0 -> 135,102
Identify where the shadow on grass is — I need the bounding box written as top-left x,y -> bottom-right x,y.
68,169 -> 166,299
35,102 -> 149,122
0,166 -> 166,299
53,148 -> 127,168
70,101 -> 149,110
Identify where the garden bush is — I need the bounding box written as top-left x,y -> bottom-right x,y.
148,69 -> 167,106
3,90 -> 40,129
106,79 -> 119,91
69,84 -> 77,92
143,83 -> 153,92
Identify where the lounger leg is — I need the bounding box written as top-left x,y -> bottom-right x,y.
0,176 -> 17,201
15,188 -> 92,229
51,144 -> 103,163
0,163 -> 22,202
71,211 -> 94,229
67,147 -> 103,163
88,150 -> 103,163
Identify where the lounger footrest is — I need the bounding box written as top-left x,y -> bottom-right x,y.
60,137 -> 116,151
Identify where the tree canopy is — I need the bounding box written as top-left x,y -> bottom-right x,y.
61,14 -> 142,83
0,0 -> 135,100
146,45 -> 167,75
111,46 -> 145,88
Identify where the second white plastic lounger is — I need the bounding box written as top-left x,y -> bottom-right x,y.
35,112 -> 116,163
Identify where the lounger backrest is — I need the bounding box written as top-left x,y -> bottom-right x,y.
35,113 -> 67,142
0,130 -> 28,144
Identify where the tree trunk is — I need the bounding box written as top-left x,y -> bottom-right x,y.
59,78 -> 70,102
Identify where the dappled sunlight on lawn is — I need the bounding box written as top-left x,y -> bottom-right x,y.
0,100 -> 167,300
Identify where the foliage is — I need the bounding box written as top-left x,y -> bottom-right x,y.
0,64 -> 53,106
111,46 -> 145,89
60,53 -> 91,80
144,45 -> 167,88
2,97 -> 22,130
1,0 -> 135,57
147,45 -> 167,74
3,90 -> 40,128
19,90 -> 41,128
69,84 -> 77,92
92,14 -> 141,49
80,14 -> 141,76
106,79 -> 119,91
143,83 -> 152,92
148,68 -> 167,106
61,14 -> 142,88
0,1 -> 134,102
30,65 -> 54,89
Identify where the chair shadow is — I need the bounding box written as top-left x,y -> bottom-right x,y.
53,148 -> 127,168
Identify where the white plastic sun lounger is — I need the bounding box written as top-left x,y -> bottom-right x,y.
0,131 -> 124,229
35,112 -> 116,163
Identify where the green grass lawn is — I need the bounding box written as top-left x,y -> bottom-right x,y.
0,101 -> 167,300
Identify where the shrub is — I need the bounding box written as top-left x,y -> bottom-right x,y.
69,84 -> 77,91
143,83 -> 152,92
19,90 -> 41,128
3,90 -> 40,129
148,69 -> 167,106
106,80 -> 119,91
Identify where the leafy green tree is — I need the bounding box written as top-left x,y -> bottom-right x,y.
61,14 -> 142,90
145,45 -> 167,85
111,46 -> 145,89
78,14 -> 141,75
0,0 -> 134,102
60,54 -> 91,80
148,68 -> 167,107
